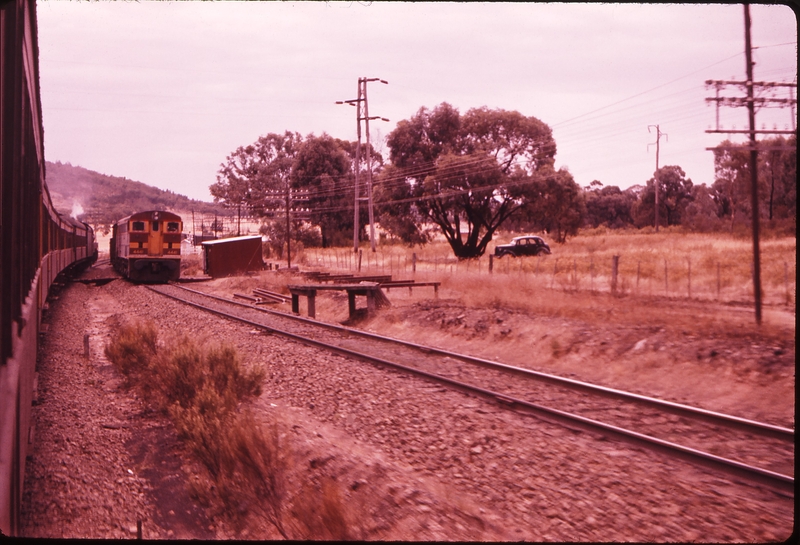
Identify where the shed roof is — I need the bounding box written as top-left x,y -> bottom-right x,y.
201,235 -> 263,246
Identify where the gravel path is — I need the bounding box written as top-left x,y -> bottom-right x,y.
19,264 -> 794,541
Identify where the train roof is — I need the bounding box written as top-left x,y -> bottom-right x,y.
61,215 -> 83,228
116,210 -> 182,224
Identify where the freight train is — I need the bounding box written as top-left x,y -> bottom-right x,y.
0,0 -> 98,535
110,210 -> 183,283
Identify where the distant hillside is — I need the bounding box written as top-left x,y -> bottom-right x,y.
45,161 -> 226,233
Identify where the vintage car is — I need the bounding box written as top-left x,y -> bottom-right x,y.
494,235 -> 551,257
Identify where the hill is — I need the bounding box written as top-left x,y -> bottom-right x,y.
45,161 -> 226,233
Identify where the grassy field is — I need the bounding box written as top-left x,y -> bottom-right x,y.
300,229 -> 796,308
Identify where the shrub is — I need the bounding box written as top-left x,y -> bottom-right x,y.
105,321 -> 299,537
103,321 -> 158,382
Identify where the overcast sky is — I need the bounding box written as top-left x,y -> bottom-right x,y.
37,1 -> 797,203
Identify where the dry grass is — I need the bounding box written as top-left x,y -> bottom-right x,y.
180,251 -> 204,277
104,321 -> 356,539
200,231 -> 793,341
301,231 -> 795,324
290,476 -> 362,540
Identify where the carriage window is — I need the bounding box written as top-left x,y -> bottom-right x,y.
152,221 -> 160,232
131,221 -> 146,231
167,222 -> 179,232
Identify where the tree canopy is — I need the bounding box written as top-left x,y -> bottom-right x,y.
516,166 -> 585,243
212,132 -> 368,248
582,181 -> 637,229
211,131 -> 303,216
379,103 -> 557,257
711,136 -> 796,230
631,165 -> 694,228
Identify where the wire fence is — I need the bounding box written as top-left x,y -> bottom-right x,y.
304,247 -> 796,308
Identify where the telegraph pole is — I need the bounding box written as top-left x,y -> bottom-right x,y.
285,182 -> 291,268
363,82 -> 377,252
743,4 -> 762,324
647,125 -> 667,232
704,5 -> 797,325
337,78 -> 389,253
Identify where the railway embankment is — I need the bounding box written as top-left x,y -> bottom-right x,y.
19,262 -> 795,541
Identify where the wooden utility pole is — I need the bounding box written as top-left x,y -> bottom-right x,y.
648,125 -> 667,232
349,80 -> 363,254
703,6 -> 796,325
285,182 -> 291,268
337,78 -> 389,253
743,5 -> 762,324
363,81 -> 377,252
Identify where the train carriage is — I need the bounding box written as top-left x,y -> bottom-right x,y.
111,210 -> 182,283
2,0 -> 99,533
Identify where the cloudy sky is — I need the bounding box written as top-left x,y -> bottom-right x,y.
37,1 -> 797,203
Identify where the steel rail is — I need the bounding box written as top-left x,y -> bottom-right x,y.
150,284 -> 794,494
169,282 -> 794,440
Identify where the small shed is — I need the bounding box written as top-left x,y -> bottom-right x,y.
202,235 -> 264,278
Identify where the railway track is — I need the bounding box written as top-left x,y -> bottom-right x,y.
148,282 -> 794,494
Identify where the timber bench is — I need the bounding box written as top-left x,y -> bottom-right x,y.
287,282 -> 389,319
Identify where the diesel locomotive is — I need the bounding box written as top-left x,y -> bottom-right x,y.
110,210 -> 183,283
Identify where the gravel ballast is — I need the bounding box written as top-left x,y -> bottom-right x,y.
19,264 -> 794,541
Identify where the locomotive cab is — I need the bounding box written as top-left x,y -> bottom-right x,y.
111,210 -> 183,282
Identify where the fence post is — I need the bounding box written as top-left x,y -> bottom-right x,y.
611,255 -> 620,296
687,257 -> 692,299
358,249 -> 362,272
489,254 -> 493,274
636,261 -> 641,294
551,258 -> 558,289
785,261 -> 790,305
412,252 -> 416,274
569,259 -> 574,290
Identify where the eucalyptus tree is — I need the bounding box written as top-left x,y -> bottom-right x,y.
380,102 -> 557,258
211,131 -> 304,218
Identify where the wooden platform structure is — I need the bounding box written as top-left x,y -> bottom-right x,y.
287,282 -> 391,319
301,271 -> 440,297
